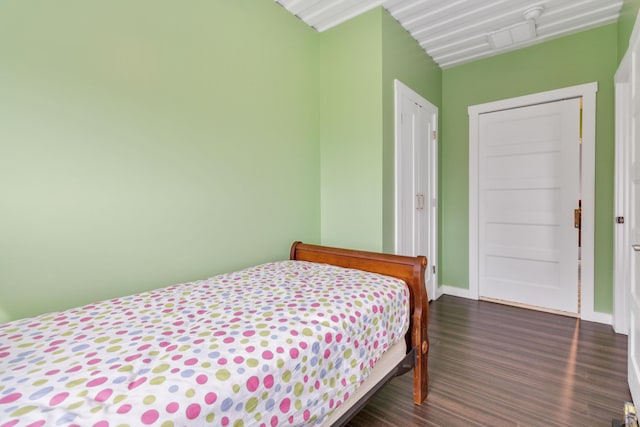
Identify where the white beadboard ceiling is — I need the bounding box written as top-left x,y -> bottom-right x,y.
275,0 -> 623,68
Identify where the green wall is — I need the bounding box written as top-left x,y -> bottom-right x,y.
441,24 -> 618,313
0,0 -> 320,322
320,8 -> 442,253
319,9 -> 384,251
618,0 -> 640,63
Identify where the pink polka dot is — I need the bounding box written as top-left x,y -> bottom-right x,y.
128,377 -> 147,390
45,369 -> 60,376
117,404 -> 132,414
270,416 -> 279,427
87,358 -> 102,365
125,354 -> 142,362
303,409 -> 311,421
262,350 -> 273,360
186,403 -> 201,420
324,349 -> 331,358
87,377 -> 108,387
264,375 -> 274,389
0,421 -> 19,427
205,392 -> 217,404
95,389 -> 113,403
325,333 -> 333,343
0,393 -> 21,404
141,409 -> 159,425
92,422 -> 109,427
243,330 -> 255,337
25,421 -> 45,427
289,348 -> 299,359
0,352 -> 8,359
247,376 -> 259,392
279,398 -> 290,413
167,402 -> 179,413
66,365 -> 82,373
233,356 -> 244,364
184,358 -> 198,366
221,416 -> 230,426
49,392 -> 69,406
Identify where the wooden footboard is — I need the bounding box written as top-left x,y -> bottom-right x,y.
289,242 -> 429,404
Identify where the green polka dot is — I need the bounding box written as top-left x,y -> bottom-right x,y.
11,406 -> 38,416
246,397 -> 259,413
144,395 -> 156,404
33,379 -> 47,386
202,362 -> 211,368
107,346 -> 122,353
294,382 -> 304,396
206,414 -> 215,422
344,349 -> 352,358
68,401 -> 83,410
95,337 -> 109,343
282,370 -> 291,382
302,328 -> 313,336
153,364 -> 170,373
233,420 -> 244,427
216,369 -> 231,381
65,378 -> 86,388
277,359 -> 284,369
186,388 -> 195,398
150,376 -> 166,385
114,395 -> 127,403
118,365 -> 133,372
350,375 -> 357,384
295,400 -> 302,410
161,421 -> 174,427
232,384 -> 241,393
246,359 -> 259,368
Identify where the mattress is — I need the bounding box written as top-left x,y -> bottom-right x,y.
0,260 -> 410,427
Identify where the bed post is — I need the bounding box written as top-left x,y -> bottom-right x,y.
289,241 -> 429,404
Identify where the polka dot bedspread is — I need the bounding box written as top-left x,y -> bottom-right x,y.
0,260 -> 409,427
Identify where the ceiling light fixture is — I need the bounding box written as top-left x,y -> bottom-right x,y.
487,4 -> 544,50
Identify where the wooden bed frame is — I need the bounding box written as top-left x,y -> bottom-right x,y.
289,242 -> 429,406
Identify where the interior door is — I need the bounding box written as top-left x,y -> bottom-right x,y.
478,98 -> 581,313
628,40 -> 640,407
395,81 -> 438,300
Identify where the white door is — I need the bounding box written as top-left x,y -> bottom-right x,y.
478,99 -> 581,313
628,40 -> 640,407
395,80 -> 438,300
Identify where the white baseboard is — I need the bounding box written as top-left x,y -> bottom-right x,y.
440,284 -> 477,300
581,311 -> 613,326
438,285 -> 613,326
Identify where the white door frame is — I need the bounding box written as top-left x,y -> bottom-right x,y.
614,54 -> 631,334
468,82 -> 606,323
394,79 -> 439,300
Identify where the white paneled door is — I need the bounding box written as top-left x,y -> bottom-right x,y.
478,99 -> 581,313
628,38 -> 640,407
395,80 -> 438,301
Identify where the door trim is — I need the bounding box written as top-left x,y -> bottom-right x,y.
468,82 -> 605,323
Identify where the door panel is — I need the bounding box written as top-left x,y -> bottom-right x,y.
628,41 -> 640,408
478,99 -> 580,313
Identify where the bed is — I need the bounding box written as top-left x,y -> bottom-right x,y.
0,242 -> 429,427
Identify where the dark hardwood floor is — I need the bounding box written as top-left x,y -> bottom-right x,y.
347,295 -> 631,427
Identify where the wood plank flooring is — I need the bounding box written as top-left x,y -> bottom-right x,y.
347,295 -> 631,427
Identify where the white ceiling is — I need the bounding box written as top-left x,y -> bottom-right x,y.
275,0 -> 623,68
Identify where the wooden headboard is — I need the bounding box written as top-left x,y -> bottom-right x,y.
289,241 -> 429,404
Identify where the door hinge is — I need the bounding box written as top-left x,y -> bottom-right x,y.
432,265 -> 436,274
574,208 -> 581,229
616,216 -> 625,224
432,130 -> 437,141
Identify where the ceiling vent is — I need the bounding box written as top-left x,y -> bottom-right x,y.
488,5 -> 544,50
